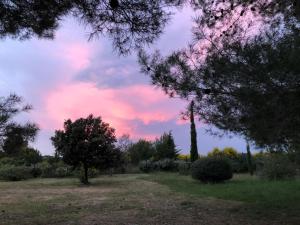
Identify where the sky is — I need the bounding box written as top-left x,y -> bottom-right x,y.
0,7 -> 246,156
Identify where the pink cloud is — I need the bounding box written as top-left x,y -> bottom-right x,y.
36,82 -> 186,139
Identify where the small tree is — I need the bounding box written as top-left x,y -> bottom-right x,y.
154,131 -> 179,160
190,101 -> 199,162
51,114 -> 118,184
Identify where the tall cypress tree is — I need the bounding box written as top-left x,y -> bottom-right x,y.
246,140 -> 254,176
190,100 -> 199,162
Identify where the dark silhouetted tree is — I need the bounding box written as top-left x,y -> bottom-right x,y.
246,141 -> 254,176
139,29 -> 300,151
190,101 -> 198,162
154,131 -> 179,160
51,114 -> 118,184
0,94 -> 39,154
0,0 -> 185,54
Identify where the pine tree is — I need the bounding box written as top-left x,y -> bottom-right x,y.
190,100 -> 199,162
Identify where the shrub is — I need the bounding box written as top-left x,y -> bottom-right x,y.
177,161 -> 191,175
0,157 -> 23,166
155,158 -> 177,171
0,165 -> 32,181
30,167 -> 42,177
39,161 -> 56,178
55,167 -> 73,178
258,154 -> 296,180
139,160 -> 155,173
191,157 -> 233,183
229,153 -> 249,173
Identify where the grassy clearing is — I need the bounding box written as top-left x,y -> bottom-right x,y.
142,173 -> 300,212
0,174 -> 299,225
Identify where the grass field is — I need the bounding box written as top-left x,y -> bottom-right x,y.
0,173 -> 299,225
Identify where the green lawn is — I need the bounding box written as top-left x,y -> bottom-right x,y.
0,173 -> 299,225
142,173 -> 300,213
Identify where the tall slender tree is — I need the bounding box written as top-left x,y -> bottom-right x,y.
190,100 -> 199,162
246,140 -> 254,176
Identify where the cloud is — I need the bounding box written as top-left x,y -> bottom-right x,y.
37,81 -> 186,139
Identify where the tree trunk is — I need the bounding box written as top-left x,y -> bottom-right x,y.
190,100 -> 199,162
246,141 -> 254,176
83,164 -> 89,184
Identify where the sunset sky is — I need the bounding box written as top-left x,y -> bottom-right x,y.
0,7 -> 246,155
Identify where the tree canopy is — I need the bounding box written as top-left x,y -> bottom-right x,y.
51,114 -> 119,184
153,131 -> 179,160
138,0 -> 300,151
0,94 -> 39,155
0,0 -> 185,54
128,139 -> 154,165
139,29 -> 300,151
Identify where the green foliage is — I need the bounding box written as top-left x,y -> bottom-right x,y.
222,147 -> 238,159
30,167 -> 42,178
229,153 -> 249,173
190,101 -> 198,162
20,147 -> 42,166
139,160 -> 155,173
38,161 -> 56,178
0,165 -> 32,181
38,160 -> 73,178
258,154 -> 297,180
191,157 -> 233,183
54,167 -> 73,178
207,147 -> 222,157
51,114 -> 118,184
128,139 -> 154,165
155,158 -> 177,171
139,159 -> 179,173
153,131 -> 179,160
207,147 -> 250,173
0,156 -> 22,166
177,161 -> 191,175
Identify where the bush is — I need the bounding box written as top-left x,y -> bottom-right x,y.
191,157 -> 233,183
0,157 -> 24,166
139,160 -> 155,173
229,153 -> 249,173
39,161 -> 56,178
0,165 -> 32,181
155,158 -> 177,171
55,167 -> 73,178
177,161 -> 191,175
258,154 -> 296,180
30,167 -> 42,177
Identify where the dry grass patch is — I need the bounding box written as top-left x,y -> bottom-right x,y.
0,174 -> 298,225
